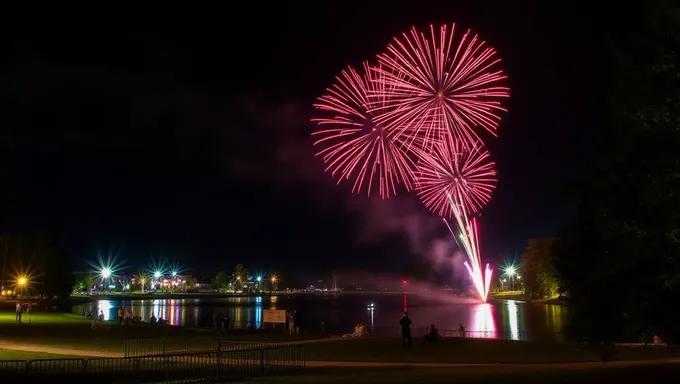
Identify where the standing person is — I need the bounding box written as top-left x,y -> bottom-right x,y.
26,303 -> 32,323
287,310 -> 296,335
400,312 -> 412,349
15,302 -> 22,324
458,324 -> 466,338
117,307 -> 123,324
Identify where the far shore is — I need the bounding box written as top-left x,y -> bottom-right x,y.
490,291 -> 566,305
68,290 -> 476,302
0,290 -> 566,306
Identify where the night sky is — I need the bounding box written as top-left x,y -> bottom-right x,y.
2,2 -> 638,276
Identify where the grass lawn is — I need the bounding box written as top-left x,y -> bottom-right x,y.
303,337 -> 680,364
0,349 -> 87,360
0,309 -> 323,354
234,364 -> 680,384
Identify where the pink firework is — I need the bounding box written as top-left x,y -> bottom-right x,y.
311,62 -> 417,199
416,138 -> 496,218
371,23 -> 509,151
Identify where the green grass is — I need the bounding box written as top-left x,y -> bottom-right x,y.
233,364 -> 680,384
0,311 -> 90,325
0,349 -> 87,360
303,338 -> 680,364
0,309 -> 324,354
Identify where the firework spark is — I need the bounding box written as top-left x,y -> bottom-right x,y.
371,23 -> 509,151
416,137 -> 496,217
311,62 -> 417,199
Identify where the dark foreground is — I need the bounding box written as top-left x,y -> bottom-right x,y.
235,363 -> 680,383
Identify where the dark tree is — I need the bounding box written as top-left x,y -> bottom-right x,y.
553,0 -> 680,342
521,238 -> 559,299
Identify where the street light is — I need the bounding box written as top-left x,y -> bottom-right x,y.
17,277 -> 27,286
256,276 -> 262,283
101,268 -> 112,279
503,265 -> 517,291
154,271 -> 161,279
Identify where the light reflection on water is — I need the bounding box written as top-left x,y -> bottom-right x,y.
470,303 -> 496,338
77,294 -> 567,340
507,300 -> 519,340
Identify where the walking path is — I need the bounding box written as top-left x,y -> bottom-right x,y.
1,340 -> 678,370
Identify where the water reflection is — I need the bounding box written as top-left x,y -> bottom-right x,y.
471,303 -> 496,338
506,300 -> 519,340
544,303 -> 564,333
99,300 -> 113,321
79,295 -> 568,340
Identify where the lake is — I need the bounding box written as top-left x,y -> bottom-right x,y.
74,293 -> 568,341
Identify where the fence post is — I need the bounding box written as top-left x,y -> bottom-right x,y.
216,351 -> 221,381
260,348 -> 265,375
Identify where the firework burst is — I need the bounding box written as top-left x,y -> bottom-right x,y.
371,23 -> 509,151
416,138 -> 496,218
311,62 -> 417,199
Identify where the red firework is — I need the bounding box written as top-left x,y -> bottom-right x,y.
416,137 -> 496,217
371,23 -> 509,151
311,62 -> 417,199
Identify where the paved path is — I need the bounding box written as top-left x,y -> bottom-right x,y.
306,358 -> 680,369
2,340 -> 679,371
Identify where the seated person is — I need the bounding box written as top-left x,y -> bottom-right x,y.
653,335 -> 665,346
149,314 -> 157,324
356,322 -> 369,337
343,322 -> 362,338
423,324 -> 440,342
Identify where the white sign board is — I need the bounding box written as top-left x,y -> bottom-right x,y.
263,309 -> 286,324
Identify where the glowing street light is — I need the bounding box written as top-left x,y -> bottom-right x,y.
154,271 -> 162,279
101,268 -> 112,279
256,276 -> 262,283
17,277 -> 27,286
502,264 -> 518,291
171,271 -> 177,277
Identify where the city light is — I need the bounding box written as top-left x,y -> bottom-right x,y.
17,277 -> 27,286
256,276 -> 262,283
171,271 -> 177,277
101,268 -> 112,279
154,271 -> 161,279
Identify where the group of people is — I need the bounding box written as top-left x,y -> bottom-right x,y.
117,307 -> 135,325
83,306 -> 167,328
399,312 -> 468,348
14,302 -> 33,324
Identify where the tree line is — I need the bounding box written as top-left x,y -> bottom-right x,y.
523,0 -> 680,343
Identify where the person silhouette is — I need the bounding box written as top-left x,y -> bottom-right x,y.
399,312 -> 412,349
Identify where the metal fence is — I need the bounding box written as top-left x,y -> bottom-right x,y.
369,326 -> 566,342
123,335 -> 278,357
0,345 -> 305,383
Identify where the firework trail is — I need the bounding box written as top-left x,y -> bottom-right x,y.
311,62 -> 417,199
371,23 -> 509,152
416,137 -> 496,302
